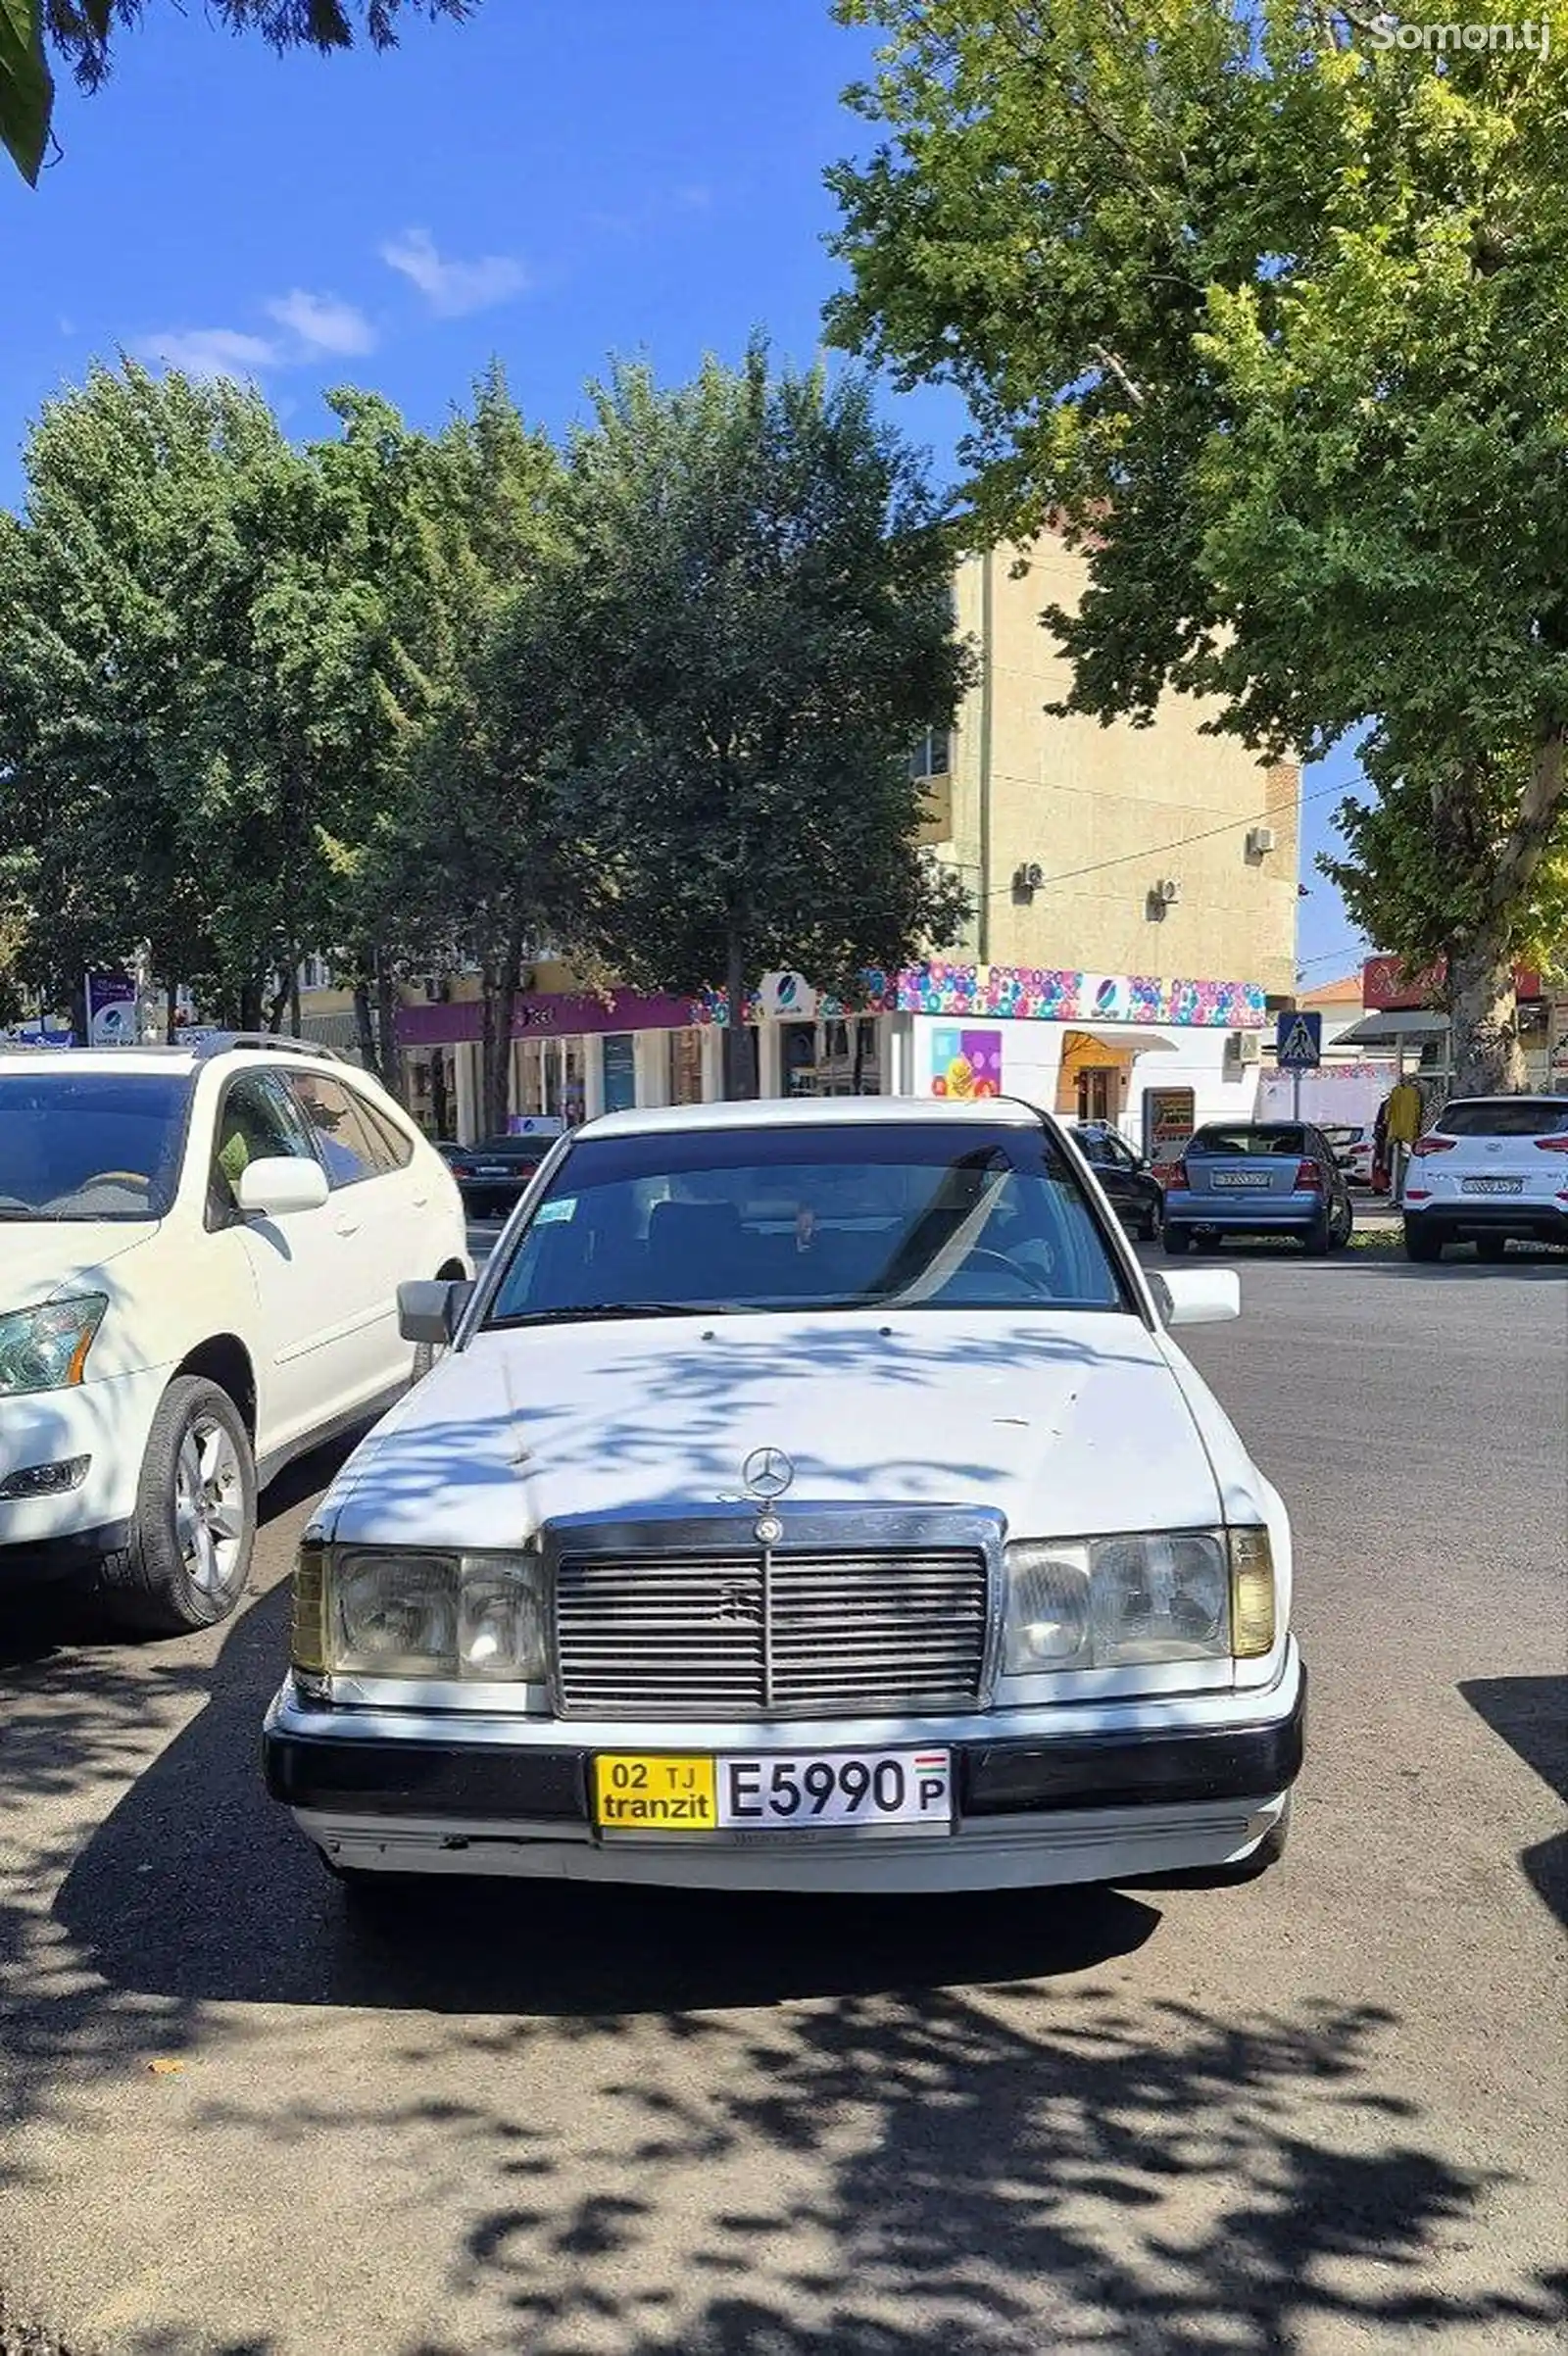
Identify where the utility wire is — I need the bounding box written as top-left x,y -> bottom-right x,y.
946,779 -> 1345,898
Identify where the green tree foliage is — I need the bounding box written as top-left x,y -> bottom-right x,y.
513,345 -> 970,1098
0,363 -> 432,1057
360,367 -> 575,1132
828,0 -> 1568,1090
4,0 -> 475,183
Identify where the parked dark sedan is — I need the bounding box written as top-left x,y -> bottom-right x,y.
1070,1122 -> 1164,1241
436,1132 -> 556,1220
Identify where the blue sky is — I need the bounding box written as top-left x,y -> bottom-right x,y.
2,0 -> 1363,983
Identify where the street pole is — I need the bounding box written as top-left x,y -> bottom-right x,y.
1293,1067 -> 1301,1124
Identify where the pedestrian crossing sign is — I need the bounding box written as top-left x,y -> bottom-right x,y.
1276,1011 -> 1322,1069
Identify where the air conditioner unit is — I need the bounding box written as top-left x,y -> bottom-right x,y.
1247,825 -> 1278,857
1232,1029 -> 1262,1064
1155,878 -> 1181,905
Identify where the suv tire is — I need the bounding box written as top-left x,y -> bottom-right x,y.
1162,1224 -> 1193,1256
98,1376 -> 257,1636
1474,1234 -> 1509,1263
1403,1220 -> 1444,1263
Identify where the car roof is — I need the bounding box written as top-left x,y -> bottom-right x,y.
581,1095 -> 1045,1141
1441,1094 -> 1568,1110
0,1038 -> 352,1077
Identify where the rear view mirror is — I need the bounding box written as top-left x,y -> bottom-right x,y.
236,1156 -> 329,1219
398,1279 -> 474,1345
1155,1269 -> 1241,1326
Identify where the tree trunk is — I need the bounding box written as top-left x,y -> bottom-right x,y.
1446,730 -> 1567,1095
265,969 -> 290,1034
1447,923 -> 1526,1096
238,974 -> 265,1032
289,964 -> 302,1040
480,919 -> 526,1136
722,928 -> 754,1101
165,981 -> 180,1046
375,952 -> 404,1104
352,974 -> 377,1074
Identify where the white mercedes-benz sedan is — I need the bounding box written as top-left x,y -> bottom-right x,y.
264,1097 -> 1304,1895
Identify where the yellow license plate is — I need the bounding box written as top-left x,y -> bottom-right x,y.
593,1753 -> 718,1834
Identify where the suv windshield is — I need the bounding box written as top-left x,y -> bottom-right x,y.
1439,1099 -> 1568,1139
485,1120 -> 1130,1323
0,1069 -> 193,1220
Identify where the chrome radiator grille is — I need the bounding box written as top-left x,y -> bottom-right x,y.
554,1546 -> 989,1719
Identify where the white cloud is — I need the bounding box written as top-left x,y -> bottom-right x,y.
133,326 -> 281,381
265,288 -> 377,358
379,227 -> 528,318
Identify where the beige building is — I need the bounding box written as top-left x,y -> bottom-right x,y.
925,536 -> 1298,995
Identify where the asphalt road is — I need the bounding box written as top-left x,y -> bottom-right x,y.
1,1246 -> 1564,2356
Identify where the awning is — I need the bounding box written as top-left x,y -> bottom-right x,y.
1338,1009 -> 1447,1048
1061,1025 -> 1181,1055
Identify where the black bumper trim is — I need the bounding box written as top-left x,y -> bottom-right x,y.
0,1520 -> 132,1585
264,1668 -> 1304,1826
265,1732 -> 590,1820
961,1669 -> 1305,1815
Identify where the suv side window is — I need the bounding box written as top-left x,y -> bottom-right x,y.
211,1070 -> 319,1220
356,1095 -> 415,1171
287,1072 -> 402,1188
1103,1135 -> 1137,1171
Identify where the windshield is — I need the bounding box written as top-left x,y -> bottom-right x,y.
484,1120 -> 1131,1324
1190,1126 -> 1307,1158
1439,1099 -> 1568,1139
0,1070 -> 193,1220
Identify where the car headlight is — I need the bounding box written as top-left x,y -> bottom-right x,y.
1003,1528 -> 1275,1673
293,1545 -> 547,1681
0,1296 -> 107,1398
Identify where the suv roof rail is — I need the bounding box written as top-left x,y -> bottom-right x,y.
192,1031 -> 347,1065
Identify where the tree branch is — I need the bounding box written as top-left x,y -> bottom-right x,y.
1489,730 -> 1567,916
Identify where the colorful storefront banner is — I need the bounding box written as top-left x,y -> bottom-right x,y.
399,965 -> 1268,1047
694,965 -> 1267,1030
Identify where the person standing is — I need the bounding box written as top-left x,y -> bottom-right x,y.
1384,1074 -> 1424,1200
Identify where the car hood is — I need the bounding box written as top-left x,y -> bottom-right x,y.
0,1221 -> 162,1316
324,1307 -> 1230,1547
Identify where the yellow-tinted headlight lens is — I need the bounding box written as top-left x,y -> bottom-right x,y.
290,1539 -> 328,1676
1228,1526 -> 1276,1657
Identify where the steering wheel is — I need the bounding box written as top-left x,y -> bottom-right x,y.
956,1245 -> 1057,1298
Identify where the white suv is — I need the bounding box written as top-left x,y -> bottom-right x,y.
1402,1093 -> 1568,1260
0,1037 -> 468,1632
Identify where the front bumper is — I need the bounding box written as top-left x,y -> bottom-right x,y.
264,1649 -> 1306,1893
0,1365 -> 170,1569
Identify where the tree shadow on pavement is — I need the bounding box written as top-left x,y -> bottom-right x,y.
1460,1675 -> 1568,1928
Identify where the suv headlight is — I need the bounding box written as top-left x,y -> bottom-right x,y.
292,1544 -> 547,1681
0,1296 -> 107,1398
1003,1528 -> 1275,1673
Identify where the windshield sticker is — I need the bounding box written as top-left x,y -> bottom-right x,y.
534,1196 -> 576,1225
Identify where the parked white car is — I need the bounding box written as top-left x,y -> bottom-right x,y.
265,1097 -> 1304,1898
1402,1094 -> 1568,1259
0,1038 -> 468,1632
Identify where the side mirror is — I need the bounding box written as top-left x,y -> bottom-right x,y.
398,1278 -> 474,1346
236,1156 -> 329,1219
1155,1268 -> 1241,1327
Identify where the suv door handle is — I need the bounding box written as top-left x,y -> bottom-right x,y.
335,1214 -> 361,1238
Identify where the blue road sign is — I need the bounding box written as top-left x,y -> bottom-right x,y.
1276,1010 -> 1322,1070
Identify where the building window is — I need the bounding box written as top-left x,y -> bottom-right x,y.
909,728 -> 952,782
